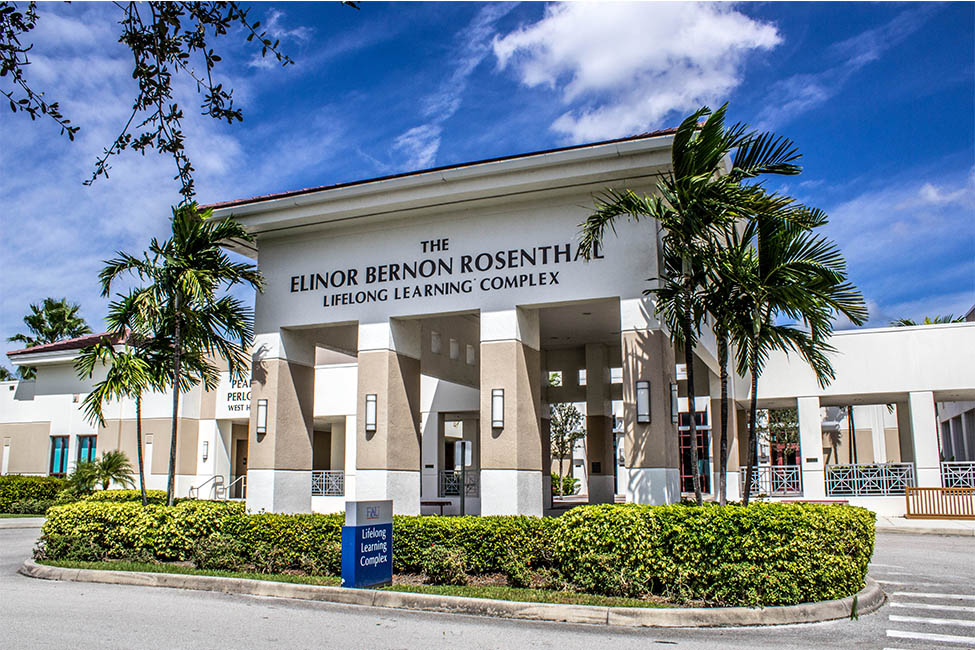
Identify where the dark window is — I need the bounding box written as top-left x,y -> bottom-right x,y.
49,436 -> 69,476
78,435 -> 97,463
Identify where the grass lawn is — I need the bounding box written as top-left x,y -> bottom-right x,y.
0,513 -> 44,518
39,560 -> 669,608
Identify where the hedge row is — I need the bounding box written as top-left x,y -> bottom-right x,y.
0,475 -> 65,511
39,500 -> 875,607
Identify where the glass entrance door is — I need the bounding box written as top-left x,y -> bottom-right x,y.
678,412 -> 711,494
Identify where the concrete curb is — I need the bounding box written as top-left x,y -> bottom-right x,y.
18,559 -> 885,628
876,526 -> 975,537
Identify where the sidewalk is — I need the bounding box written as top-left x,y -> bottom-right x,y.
0,517 -> 44,530
875,515 -> 975,537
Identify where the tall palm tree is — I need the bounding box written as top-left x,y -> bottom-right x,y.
579,104 -> 803,505
731,211 -> 868,505
8,297 -> 92,379
99,203 -> 263,505
76,324 -> 154,505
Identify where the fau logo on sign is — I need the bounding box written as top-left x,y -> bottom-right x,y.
365,506 -> 379,520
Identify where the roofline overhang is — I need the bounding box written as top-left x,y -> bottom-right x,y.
208,131 -> 676,258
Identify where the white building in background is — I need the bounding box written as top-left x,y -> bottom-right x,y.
4,131 -> 974,517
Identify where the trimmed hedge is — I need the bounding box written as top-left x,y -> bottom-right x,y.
85,490 -> 168,505
552,503 -> 875,606
39,501 -> 874,607
0,475 -> 65,512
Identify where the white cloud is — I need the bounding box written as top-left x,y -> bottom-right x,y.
492,2 -> 781,141
823,169 -> 975,327
755,5 -> 936,130
390,3 -> 517,169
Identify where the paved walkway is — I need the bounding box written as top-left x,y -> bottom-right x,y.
0,517 -> 44,529
876,516 -> 975,537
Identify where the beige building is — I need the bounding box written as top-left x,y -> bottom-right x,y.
4,132 -> 975,517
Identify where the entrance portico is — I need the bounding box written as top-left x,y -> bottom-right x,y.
208,130 -> 717,515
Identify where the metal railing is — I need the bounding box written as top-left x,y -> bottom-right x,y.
906,487 -> 975,520
741,465 -> 802,497
188,474 -> 224,500
227,474 -> 246,500
311,470 -> 344,497
825,463 -> 915,497
941,461 -> 975,488
439,470 -> 478,498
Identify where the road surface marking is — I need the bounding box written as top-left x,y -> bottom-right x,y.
877,580 -> 951,587
890,602 -> 975,613
886,629 -> 975,645
889,614 -> 975,628
871,563 -> 906,569
892,592 -> 975,601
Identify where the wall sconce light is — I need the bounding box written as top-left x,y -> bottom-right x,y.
365,394 -> 377,433
202,440 -> 209,462
256,399 -> 268,434
635,380 -> 651,424
670,382 -> 679,424
491,389 -> 504,428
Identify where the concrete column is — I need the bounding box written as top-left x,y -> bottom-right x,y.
247,330 -> 316,513
709,370 -> 741,502
797,396 -> 826,499
896,401 -> 914,463
619,297 -> 679,504
909,391 -> 941,487
585,343 -> 616,504
479,308 -> 544,516
355,319 -> 422,514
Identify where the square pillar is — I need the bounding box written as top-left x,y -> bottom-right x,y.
479,308 -> 544,516
797,396 -> 825,499
709,370 -> 741,502
895,401 -> 914,463
619,298 -> 679,504
585,343 -> 616,504
355,319 -> 422,514
909,391 -> 941,487
247,330 -> 316,513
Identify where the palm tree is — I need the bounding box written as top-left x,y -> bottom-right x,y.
891,315 -> 962,326
732,210 -> 867,505
0,366 -> 14,381
8,297 -> 92,379
579,104 -> 803,505
76,322 -> 154,505
93,451 -> 136,491
99,203 -> 263,505
66,461 -> 99,496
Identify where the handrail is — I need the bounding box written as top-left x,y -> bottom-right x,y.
226,474 -> 246,500
188,474 -> 225,500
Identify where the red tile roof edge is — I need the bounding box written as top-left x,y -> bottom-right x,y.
199,128 -> 678,211
7,331 -> 126,357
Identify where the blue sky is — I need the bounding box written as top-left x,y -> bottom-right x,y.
1,2 -> 973,363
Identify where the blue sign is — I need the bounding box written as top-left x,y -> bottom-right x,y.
341,499 -> 393,588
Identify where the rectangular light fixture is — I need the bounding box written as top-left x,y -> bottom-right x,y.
202,440 -> 209,462
491,388 -> 504,428
365,394 -> 378,433
670,382 -> 679,424
256,399 -> 268,434
636,380 -> 651,424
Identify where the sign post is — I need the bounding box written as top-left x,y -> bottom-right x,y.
341,499 -> 393,588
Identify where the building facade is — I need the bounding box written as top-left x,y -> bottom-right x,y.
5,132 -> 975,516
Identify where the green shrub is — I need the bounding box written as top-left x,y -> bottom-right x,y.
38,500 -> 874,607
423,545 -> 468,586
8,498 -> 57,515
36,534 -> 109,562
85,490 -> 168,504
0,475 -> 66,512
551,474 -> 580,496
552,503 -> 875,606
192,534 -> 246,571
392,514 -> 557,573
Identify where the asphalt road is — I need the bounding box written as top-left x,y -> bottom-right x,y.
1,526 -> 972,650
